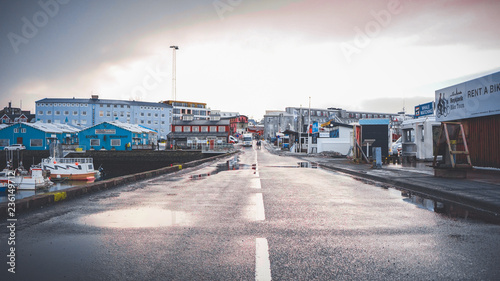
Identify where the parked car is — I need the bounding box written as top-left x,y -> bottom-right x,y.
4,144 -> 26,151
229,136 -> 238,144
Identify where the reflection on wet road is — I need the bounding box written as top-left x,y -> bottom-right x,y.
79,207 -> 191,228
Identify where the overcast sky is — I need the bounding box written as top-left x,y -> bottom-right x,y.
1,0 -> 500,120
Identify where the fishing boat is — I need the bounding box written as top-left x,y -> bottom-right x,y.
41,157 -> 97,181
13,166 -> 53,190
0,170 -> 16,194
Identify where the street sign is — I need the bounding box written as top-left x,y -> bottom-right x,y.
415,102 -> 434,117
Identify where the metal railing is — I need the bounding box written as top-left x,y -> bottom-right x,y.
201,143 -> 235,154
41,158 -> 93,164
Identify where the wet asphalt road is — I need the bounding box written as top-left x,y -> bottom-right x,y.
1,143 -> 500,280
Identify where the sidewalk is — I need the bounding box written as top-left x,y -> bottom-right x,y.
300,155 -> 500,221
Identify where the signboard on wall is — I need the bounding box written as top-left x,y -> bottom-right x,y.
96,129 -> 116,134
415,102 -> 434,117
435,71 -> 500,121
312,122 -> 319,133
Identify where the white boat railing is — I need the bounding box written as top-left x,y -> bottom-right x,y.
41,158 -> 94,164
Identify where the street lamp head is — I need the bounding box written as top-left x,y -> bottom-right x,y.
170,45 -> 179,49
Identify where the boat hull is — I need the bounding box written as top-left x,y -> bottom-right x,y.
50,173 -> 95,181
15,177 -> 53,190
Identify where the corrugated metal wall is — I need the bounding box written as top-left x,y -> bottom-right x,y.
462,115 -> 500,168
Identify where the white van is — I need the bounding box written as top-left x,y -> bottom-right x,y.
242,133 -> 253,147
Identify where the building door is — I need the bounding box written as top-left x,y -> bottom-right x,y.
16,137 -> 23,144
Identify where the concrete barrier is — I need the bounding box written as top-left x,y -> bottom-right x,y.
0,150 -> 238,218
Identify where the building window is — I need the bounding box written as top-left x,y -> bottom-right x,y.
81,120 -> 87,124
147,120 -> 151,124
183,126 -> 191,132
113,112 -> 118,117
31,139 -> 43,147
13,128 -> 19,133
38,111 -> 43,115
99,111 -> 104,117
64,111 -> 69,115
140,113 -> 144,116
161,121 -> 165,124
218,126 -> 226,132
111,139 -> 121,146
73,111 -> 78,115
100,104 -> 103,107
90,139 -> 100,146
21,128 -> 26,133
47,120 -> 51,123
175,126 -> 182,132
192,126 -> 199,132
210,126 -> 217,132
155,113 -> 158,117
106,111 -> 111,117
82,111 -> 87,116
201,126 -> 208,132
120,112 -> 124,117
55,111 -> 60,115
154,121 -> 158,125
0,139 -> 9,146
161,114 -> 165,117
140,120 -> 144,124
148,113 -> 151,117
114,105 -> 117,108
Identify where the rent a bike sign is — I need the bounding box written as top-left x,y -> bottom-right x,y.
435,71 -> 500,122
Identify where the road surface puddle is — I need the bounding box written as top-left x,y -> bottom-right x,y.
190,156 -> 254,180
263,162 -> 318,169
78,207 -> 191,228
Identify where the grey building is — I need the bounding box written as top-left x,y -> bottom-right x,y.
263,111 -> 295,140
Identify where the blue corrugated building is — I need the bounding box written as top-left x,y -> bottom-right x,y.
0,122 -> 79,150
78,121 -> 158,151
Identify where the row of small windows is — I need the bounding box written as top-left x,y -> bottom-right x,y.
38,103 -> 165,110
38,103 -> 89,107
171,102 -> 206,108
139,120 -> 164,125
174,126 -> 225,132
39,111 -> 167,118
172,108 -> 208,115
99,104 -> 131,108
39,111 -> 87,116
139,106 -> 164,111
97,111 -> 166,118
348,113 -> 392,118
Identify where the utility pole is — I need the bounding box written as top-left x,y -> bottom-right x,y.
170,45 -> 178,150
307,97 -> 311,154
170,45 -> 179,102
299,105 -> 302,153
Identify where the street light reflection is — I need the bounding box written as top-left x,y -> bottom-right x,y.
79,207 -> 191,228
